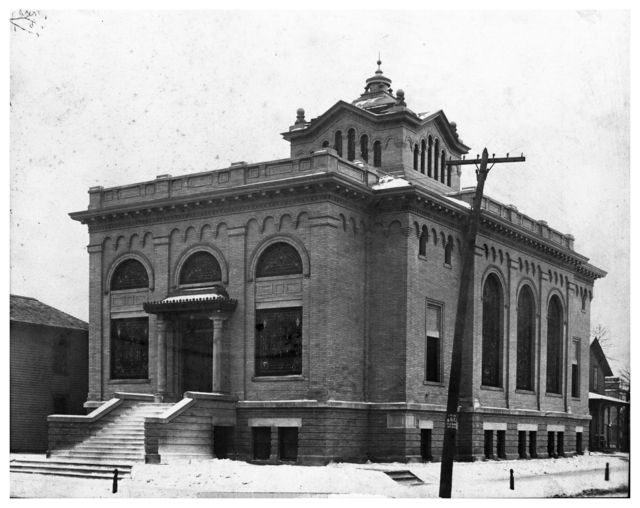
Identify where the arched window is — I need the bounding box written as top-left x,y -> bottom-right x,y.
482,274 -> 503,387
322,140 -> 330,148
441,151 -> 446,183
434,139 -> 440,181
179,251 -> 222,285
546,295 -> 563,394
334,131 -> 343,157
445,236 -> 453,265
255,241 -> 304,378
517,285 -> 535,390
347,128 -> 356,161
420,140 -> 426,174
111,259 -> 149,291
373,140 -> 382,168
581,292 -> 587,311
256,242 -> 303,278
419,226 -> 428,256
427,136 -> 433,177
413,144 -> 419,171
447,158 -> 452,187
360,134 -> 369,163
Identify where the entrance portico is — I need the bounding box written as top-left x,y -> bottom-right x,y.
144,285 -> 237,401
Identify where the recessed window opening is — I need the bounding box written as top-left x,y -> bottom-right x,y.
518,431 -> 527,459
484,430 -> 494,459
434,139 -> 440,180
419,226 -> 428,256
482,274 -> 503,387
421,429 -> 433,461
557,432 -> 564,456
360,134 -> 369,162
548,431 -> 556,457
179,251 -> 222,286
253,427 -> 271,460
576,432 -> 583,455
516,286 -> 535,391
334,130 -> 343,157
440,151 -> 446,183
413,144 -> 419,171
426,303 -> 442,383
322,140 -> 330,148
529,431 -> 537,458
445,236 -> 453,265
279,427 -> 299,461
373,140 -> 382,168
420,140 -> 426,174
427,136 -> 433,177
546,295 -> 563,394
110,317 -> 149,380
347,128 -> 356,161
497,430 -> 506,459
571,340 -> 580,398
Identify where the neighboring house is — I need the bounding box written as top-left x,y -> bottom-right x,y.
62,60 -> 606,465
10,295 -> 88,452
588,338 -> 629,451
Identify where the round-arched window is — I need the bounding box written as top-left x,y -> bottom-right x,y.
111,259 -> 149,291
256,242 -> 303,278
179,251 -> 222,285
482,274 -> 503,387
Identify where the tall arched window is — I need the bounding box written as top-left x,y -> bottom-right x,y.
413,144 -> 419,171
517,285 -> 535,390
373,140 -> 382,168
360,134 -> 369,163
546,295 -> 564,394
427,136 -> 433,177
179,251 -> 222,285
441,151 -> 446,183
447,162 -> 452,187
420,140 -> 426,174
419,226 -> 428,256
334,131 -> 343,157
482,274 -> 503,387
347,128 -> 356,161
434,139 -> 440,181
255,242 -> 303,377
111,259 -> 149,291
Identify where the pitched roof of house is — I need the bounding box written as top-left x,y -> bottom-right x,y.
10,295 -> 88,331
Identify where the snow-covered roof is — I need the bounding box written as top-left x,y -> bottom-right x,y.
444,195 -> 471,209
588,392 -> 629,404
372,176 -> 411,190
163,293 -> 225,303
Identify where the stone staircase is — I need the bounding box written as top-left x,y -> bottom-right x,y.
10,402 -> 174,479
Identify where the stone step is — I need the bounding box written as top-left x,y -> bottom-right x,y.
10,459 -> 133,480
74,443 -> 144,452
67,450 -> 144,461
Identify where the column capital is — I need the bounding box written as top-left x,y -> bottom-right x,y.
209,316 -> 227,328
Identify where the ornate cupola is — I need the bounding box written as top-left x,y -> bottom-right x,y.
351,58 -> 398,114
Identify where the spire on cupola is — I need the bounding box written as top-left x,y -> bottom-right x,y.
364,53 -> 393,94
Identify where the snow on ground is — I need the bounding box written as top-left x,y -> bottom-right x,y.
10,452 -> 629,498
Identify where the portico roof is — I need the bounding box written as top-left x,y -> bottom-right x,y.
588,393 -> 629,405
143,286 -> 237,315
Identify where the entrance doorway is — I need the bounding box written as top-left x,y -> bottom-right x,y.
181,318 -> 213,392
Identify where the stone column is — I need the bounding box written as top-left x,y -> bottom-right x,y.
155,315 -> 167,401
211,317 -> 226,393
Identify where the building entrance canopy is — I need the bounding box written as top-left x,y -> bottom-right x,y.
143,285 -> 237,315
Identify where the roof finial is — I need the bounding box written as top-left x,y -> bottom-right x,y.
376,51 -> 382,74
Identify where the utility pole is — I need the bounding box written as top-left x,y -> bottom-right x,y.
438,148 -> 525,498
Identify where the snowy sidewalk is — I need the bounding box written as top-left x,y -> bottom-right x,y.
10,452 -> 629,498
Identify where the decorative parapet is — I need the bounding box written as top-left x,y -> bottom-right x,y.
452,188 -> 576,251
75,150 -> 378,213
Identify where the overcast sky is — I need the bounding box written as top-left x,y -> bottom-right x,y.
9,9 -> 630,374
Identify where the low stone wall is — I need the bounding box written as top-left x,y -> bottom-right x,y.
144,392 -> 237,463
47,393 -> 155,454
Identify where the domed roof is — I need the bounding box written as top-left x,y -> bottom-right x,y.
364,58 -> 392,92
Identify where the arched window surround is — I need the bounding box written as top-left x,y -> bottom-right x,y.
480,270 -> 506,388
173,244 -> 229,287
545,291 -> 566,395
106,252 -> 154,292
248,235 -> 311,282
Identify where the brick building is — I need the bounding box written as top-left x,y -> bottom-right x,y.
10,295 -> 88,452
59,61 -> 606,465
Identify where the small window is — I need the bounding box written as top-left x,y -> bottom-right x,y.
497,430 -> 506,459
427,136 -> 433,177
518,431 -> 527,459
557,431 -> 565,456
529,431 -> 538,458
548,431 -> 556,457
426,304 -> 441,382
444,236 -> 453,265
434,139 -> 440,180
447,160 -> 452,187
322,140 -> 330,148
440,151 -> 446,183
279,427 -> 298,461
484,430 -> 494,459
576,432 -> 583,455
413,144 -> 419,171
571,340 -> 580,398
111,259 -> 149,291
419,226 -> 428,256
253,427 -> 271,460
373,141 -> 382,168
420,140 -> 426,174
